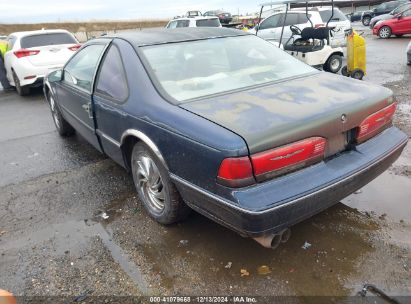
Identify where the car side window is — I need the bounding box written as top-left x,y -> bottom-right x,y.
63,44 -> 105,92
387,2 -> 398,10
298,14 -> 312,24
403,9 -> 411,16
167,21 -> 177,29
260,14 -> 282,30
176,20 -> 190,27
95,45 -> 128,102
283,13 -> 300,26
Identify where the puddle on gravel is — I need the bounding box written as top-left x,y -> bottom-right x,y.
110,201 -> 381,297
92,194 -> 134,225
342,170 -> 411,221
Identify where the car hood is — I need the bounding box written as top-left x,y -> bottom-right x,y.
180,72 -> 392,154
371,14 -> 391,22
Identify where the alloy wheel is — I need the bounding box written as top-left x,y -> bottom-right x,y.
379,27 -> 391,39
135,155 -> 165,214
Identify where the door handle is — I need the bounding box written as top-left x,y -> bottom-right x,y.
82,103 -> 93,119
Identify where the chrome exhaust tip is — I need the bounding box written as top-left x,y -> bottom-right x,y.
253,228 -> 291,249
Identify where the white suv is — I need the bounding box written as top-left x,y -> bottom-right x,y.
166,16 -> 221,29
4,29 -> 80,95
252,7 -> 351,47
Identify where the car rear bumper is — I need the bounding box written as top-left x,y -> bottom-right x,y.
172,126 -> 408,237
372,27 -> 379,35
16,65 -> 63,87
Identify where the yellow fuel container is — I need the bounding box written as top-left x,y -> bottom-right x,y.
346,30 -> 366,76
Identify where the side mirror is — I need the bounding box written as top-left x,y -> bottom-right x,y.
48,69 -> 63,83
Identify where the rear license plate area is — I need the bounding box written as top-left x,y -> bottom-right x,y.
325,132 -> 348,158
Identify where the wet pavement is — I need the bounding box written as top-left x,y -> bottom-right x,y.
0,24 -> 410,302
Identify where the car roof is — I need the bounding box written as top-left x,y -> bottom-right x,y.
171,16 -> 219,21
113,28 -> 249,47
9,29 -> 71,38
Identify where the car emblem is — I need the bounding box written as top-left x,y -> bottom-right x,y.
271,148 -> 304,161
341,114 -> 347,124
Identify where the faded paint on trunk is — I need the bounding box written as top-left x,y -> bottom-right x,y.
181,72 -> 393,154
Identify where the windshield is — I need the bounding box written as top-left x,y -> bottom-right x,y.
21,33 -> 77,48
391,4 -> 410,14
141,35 -> 316,103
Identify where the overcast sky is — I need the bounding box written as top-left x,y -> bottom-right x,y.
0,0 -> 262,23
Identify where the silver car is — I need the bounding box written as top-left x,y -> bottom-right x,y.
369,3 -> 411,28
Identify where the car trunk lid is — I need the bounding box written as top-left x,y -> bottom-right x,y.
25,44 -> 76,67
180,72 -> 393,155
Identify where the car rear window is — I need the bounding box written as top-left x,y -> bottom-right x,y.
141,35 -> 316,103
319,9 -> 347,22
196,18 -> 221,27
21,33 -> 77,48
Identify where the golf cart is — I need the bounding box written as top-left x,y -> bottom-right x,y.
256,0 -> 344,73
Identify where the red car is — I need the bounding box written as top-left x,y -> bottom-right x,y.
373,7 -> 411,38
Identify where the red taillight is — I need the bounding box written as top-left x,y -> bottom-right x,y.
357,102 -> 397,143
14,49 -> 40,58
251,137 -> 326,181
217,137 -> 327,187
68,44 -> 81,51
217,156 -> 254,187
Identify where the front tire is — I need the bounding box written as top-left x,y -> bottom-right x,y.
324,54 -> 342,73
378,26 -> 392,39
47,92 -> 75,136
12,70 -> 30,96
362,16 -> 371,26
131,142 -> 190,225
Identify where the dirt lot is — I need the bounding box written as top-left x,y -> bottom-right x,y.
0,20 -> 168,36
0,24 -> 410,303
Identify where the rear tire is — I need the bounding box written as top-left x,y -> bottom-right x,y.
131,142 -> 191,225
324,54 -> 342,73
47,91 -> 75,136
362,16 -> 371,26
378,26 -> 392,39
12,70 -> 30,96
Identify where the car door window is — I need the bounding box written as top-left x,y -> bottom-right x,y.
95,45 -> 128,102
387,2 -> 398,10
167,21 -> 177,29
376,3 -> 387,12
260,14 -> 282,30
63,44 -> 105,92
283,13 -> 300,26
176,20 -> 190,27
298,14 -> 312,24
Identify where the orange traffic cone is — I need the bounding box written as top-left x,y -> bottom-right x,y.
0,290 -> 16,304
